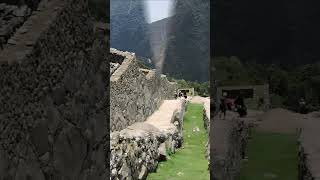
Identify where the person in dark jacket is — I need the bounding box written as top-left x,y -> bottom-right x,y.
235,95 -> 247,117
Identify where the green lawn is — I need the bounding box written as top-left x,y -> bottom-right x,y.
147,103 -> 210,180
239,130 -> 298,180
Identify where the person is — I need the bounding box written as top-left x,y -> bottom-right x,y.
219,95 -> 227,119
0,39 -> 3,50
257,97 -> 264,109
235,95 -> 247,117
299,98 -> 306,114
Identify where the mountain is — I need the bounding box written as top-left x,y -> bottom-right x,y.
110,0 -> 210,82
110,0 -> 152,58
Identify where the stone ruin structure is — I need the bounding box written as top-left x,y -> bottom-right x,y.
210,108 -> 249,179
0,0 -> 108,179
110,48 -> 177,132
202,98 -> 210,170
217,84 -> 270,110
109,48 -> 187,179
298,112 -> 320,180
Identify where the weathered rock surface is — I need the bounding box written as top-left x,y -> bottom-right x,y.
0,3 -> 32,46
0,0 -> 108,179
110,99 -> 186,180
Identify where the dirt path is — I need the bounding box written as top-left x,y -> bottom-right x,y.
256,108 -> 303,134
189,96 -> 209,105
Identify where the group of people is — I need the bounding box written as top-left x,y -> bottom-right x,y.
219,93 -> 247,119
175,91 -> 187,99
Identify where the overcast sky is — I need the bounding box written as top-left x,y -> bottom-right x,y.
144,0 -> 174,23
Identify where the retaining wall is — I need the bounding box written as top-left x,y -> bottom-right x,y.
110,99 -> 186,180
110,48 -> 177,132
211,113 -> 249,180
203,98 -> 210,170
0,0 -> 108,179
298,116 -> 320,180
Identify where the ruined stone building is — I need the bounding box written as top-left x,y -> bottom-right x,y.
217,84 -> 270,110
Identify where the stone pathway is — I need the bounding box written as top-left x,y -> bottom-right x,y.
145,99 -> 185,133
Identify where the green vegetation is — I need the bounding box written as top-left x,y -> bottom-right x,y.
147,103 -> 210,180
213,56 -> 320,112
239,130 -> 298,180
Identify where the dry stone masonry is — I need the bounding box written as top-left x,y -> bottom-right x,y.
203,98 -> 210,170
110,48 -> 177,132
110,99 -> 186,180
0,2 -> 32,46
298,113 -> 320,180
211,112 -> 249,180
0,0 -> 109,179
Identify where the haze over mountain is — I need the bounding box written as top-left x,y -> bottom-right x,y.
110,0 -> 210,82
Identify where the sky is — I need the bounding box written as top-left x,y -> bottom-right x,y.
144,0 -> 174,23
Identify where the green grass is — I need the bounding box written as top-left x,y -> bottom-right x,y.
147,103 -> 210,180
239,130 -> 298,180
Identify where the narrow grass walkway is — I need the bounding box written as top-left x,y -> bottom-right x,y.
147,103 -> 210,180
239,130 -> 298,180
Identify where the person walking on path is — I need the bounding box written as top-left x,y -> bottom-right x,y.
219,93 -> 227,119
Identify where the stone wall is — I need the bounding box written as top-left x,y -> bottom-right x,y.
110,48 -> 177,132
298,116 -> 320,180
203,98 -> 210,170
0,3 -> 32,45
110,99 -> 186,180
211,113 -> 249,180
0,0 -> 108,179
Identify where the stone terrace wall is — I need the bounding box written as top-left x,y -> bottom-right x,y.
298,116 -> 320,180
110,99 -> 186,180
110,48 -> 177,132
203,99 -> 210,170
0,0 -> 108,179
211,113 -> 249,180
